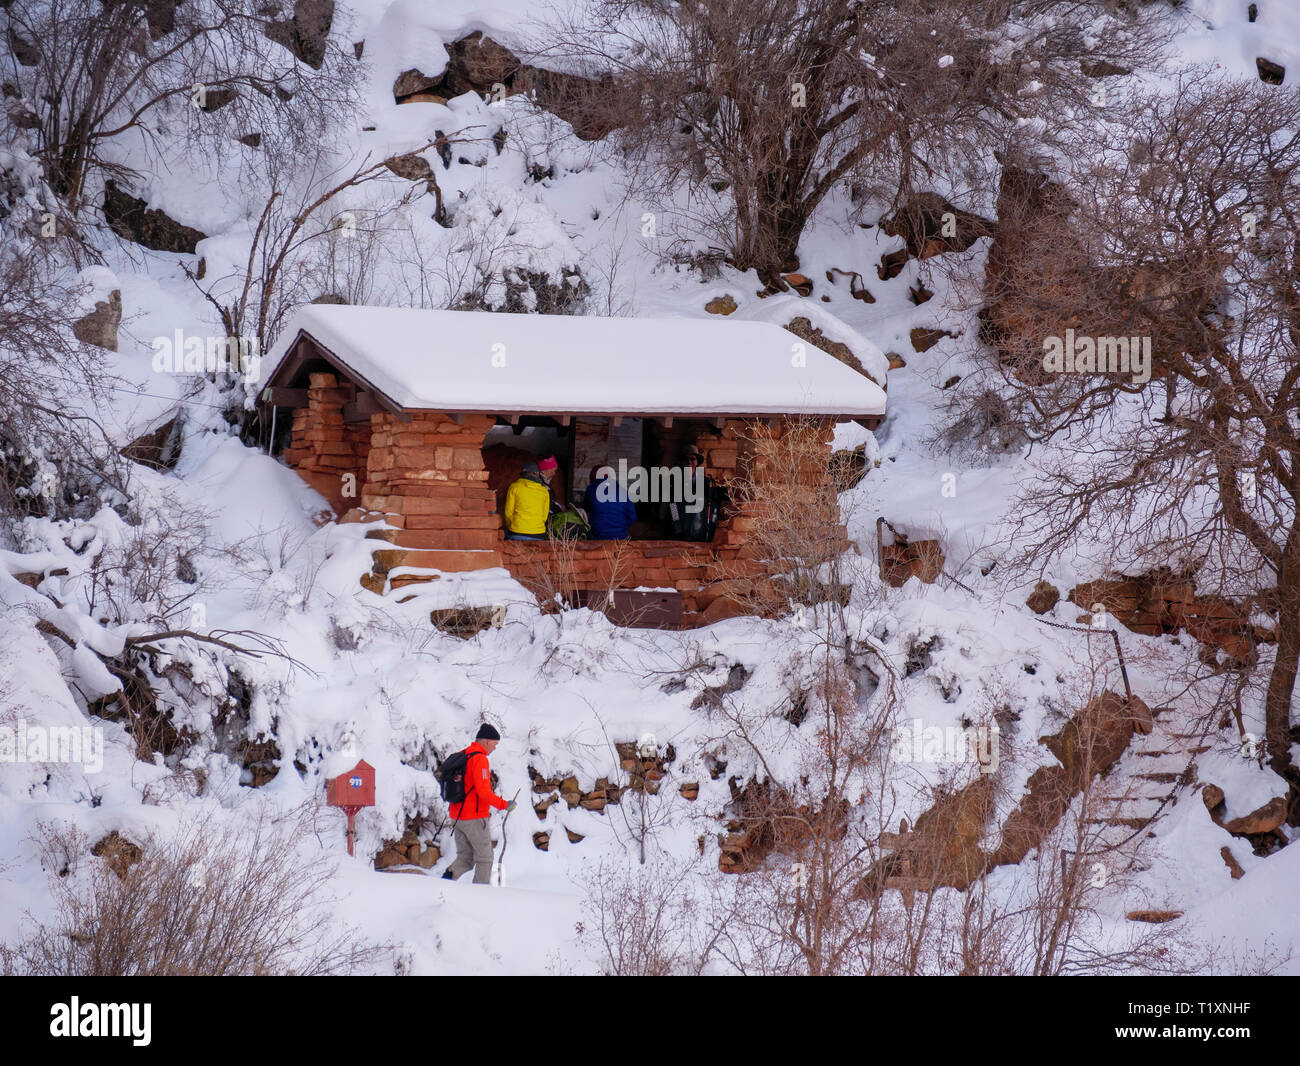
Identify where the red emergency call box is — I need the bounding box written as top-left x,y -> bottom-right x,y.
326,760 -> 376,808
326,760 -> 375,856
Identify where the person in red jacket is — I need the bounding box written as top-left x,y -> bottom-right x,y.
442,724 -> 515,884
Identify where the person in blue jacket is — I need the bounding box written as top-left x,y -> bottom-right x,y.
583,465 -> 638,540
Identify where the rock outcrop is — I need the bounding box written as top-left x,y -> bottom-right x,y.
103,181 -> 207,254
1025,580 -> 1060,615
265,0 -> 334,70
1203,784 -> 1288,851
1069,568 -> 1274,664
391,32 -> 612,140
72,289 -> 121,351
880,192 -> 994,261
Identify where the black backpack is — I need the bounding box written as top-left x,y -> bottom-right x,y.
437,747 -> 478,804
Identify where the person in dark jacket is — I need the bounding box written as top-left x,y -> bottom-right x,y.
583,465 -> 638,540
668,445 -> 725,541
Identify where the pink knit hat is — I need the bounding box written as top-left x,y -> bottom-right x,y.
538,455 -> 559,473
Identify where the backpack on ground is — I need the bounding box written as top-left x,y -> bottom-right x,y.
437,748 -> 477,804
548,505 -> 590,541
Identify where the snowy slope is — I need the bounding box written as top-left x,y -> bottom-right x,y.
0,0 -> 1296,975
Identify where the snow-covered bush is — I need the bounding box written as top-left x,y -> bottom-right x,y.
5,809 -> 378,976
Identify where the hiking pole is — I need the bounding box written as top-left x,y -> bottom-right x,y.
496,789 -> 521,887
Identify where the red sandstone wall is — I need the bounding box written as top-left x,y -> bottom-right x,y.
281,372 -> 371,513
360,411 -> 501,552
348,413 -> 848,629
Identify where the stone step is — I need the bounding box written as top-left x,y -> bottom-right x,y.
381,549 -> 505,574
375,526 -> 504,550
339,507 -> 391,525
389,574 -> 441,590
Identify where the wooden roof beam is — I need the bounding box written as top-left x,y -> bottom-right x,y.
260,386 -> 308,407
343,391 -> 386,423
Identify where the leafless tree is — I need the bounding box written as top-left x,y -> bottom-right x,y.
3,0 -> 359,212
538,0 -> 1167,283
967,72 -> 1300,796
0,229 -> 131,525
185,133 -> 476,361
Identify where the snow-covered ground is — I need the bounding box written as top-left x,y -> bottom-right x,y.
0,0 -> 1296,975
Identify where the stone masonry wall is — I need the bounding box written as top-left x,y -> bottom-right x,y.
281,372 -> 370,513
359,411 -> 505,575
501,539 -> 713,618
350,413 -> 849,629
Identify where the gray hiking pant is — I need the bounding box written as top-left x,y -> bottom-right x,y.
447,817 -> 494,884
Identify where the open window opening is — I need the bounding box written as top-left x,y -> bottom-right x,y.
481,415 -> 728,543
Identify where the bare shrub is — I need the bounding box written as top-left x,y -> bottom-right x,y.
186,137 -> 455,359
5,0 -> 360,210
715,416 -> 869,621
8,809 -> 378,975
0,240 -> 131,526
78,494 -> 214,628
706,646 -> 902,975
513,535 -> 661,629
575,855 -> 725,976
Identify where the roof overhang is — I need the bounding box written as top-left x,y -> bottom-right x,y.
258,307 -> 888,422
258,330 -> 408,417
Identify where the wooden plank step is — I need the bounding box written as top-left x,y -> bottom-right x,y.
1135,771 -> 1183,784
1100,796 -> 1166,810
883,876 -> 929,891
1101,789 -> 1168,801
1085,817 -> 1152,829
1136,748 -> 1207,757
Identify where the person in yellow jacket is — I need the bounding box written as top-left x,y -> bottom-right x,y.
504,457 -> 558,539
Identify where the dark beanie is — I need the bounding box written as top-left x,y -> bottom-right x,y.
476,724 -> 501,741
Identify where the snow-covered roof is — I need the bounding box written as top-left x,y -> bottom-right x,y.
730,294 -> 891,386
261,305 -> 887,418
